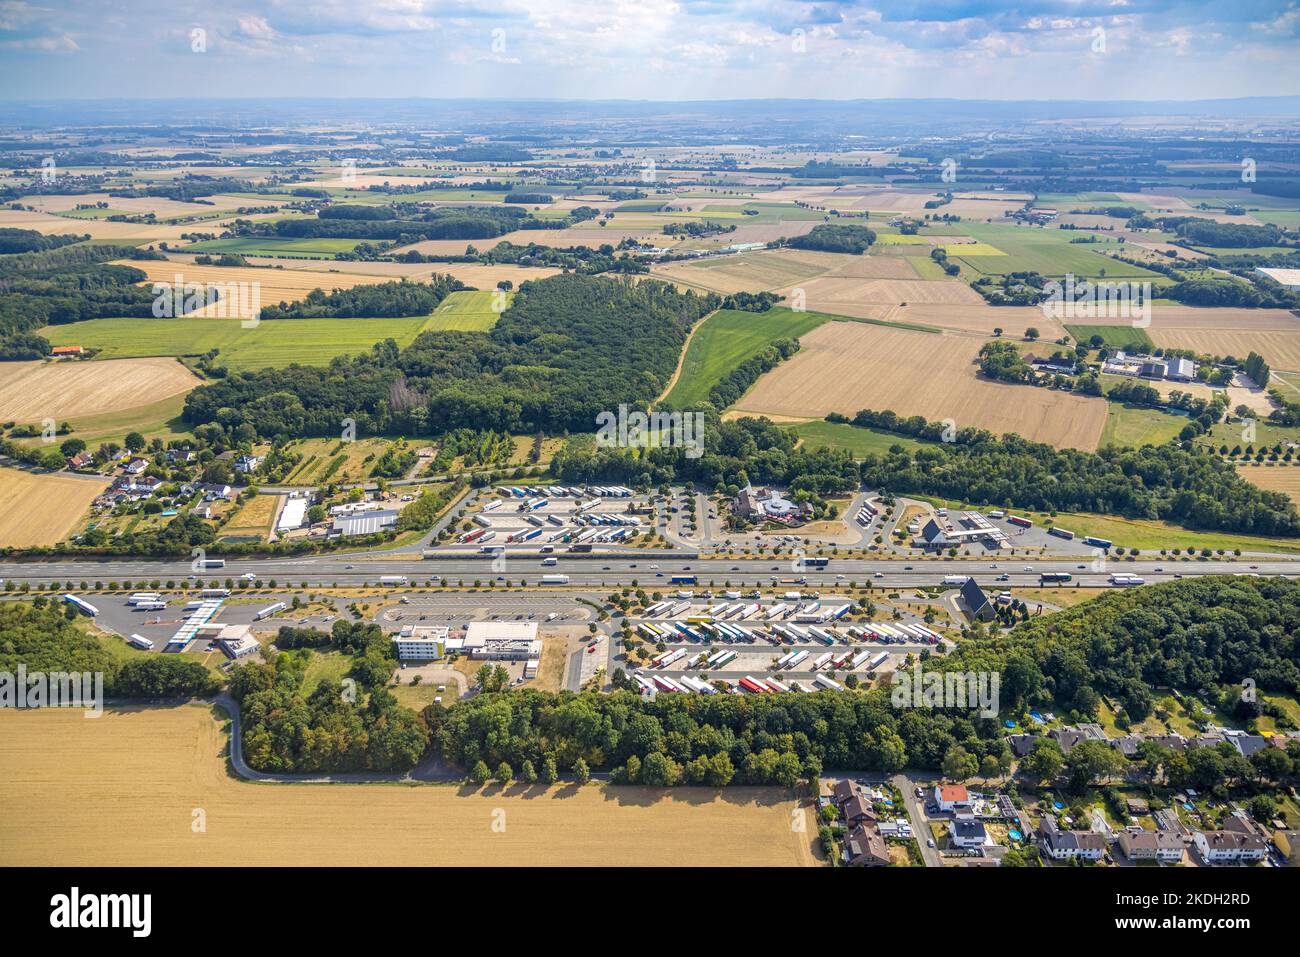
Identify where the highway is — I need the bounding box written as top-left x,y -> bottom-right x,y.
0,552 -> 1295,588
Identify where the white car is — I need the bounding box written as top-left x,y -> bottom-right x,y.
242,572 -> 256,581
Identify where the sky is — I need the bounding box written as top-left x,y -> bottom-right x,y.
1,0 -> 1298,102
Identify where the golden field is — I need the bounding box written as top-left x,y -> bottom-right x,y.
731,321 -> 1108,450
0,466 -> 109,546
1237,464 -> 1300,505
0,706 -> 819,867
0,357 -> 200,421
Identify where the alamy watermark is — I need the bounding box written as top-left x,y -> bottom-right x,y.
152,274 -> 262,328
595,405 -> 705,459
1,665 -> 104,717
1040,273 -> 1151,327
891,661 -> 1000,718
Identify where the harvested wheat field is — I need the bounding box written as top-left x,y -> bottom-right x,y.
652,248 -> 839,294
893,303 -> 1068,339
0,706 -> 818,867
0,466 -> 109,546
1082,306 -> 1300,370
121,260 -> 393,316
0,358 -> 200,421
732,322 -> 1108,449
786,276 -> 985,311
1236,464 -> 1300,505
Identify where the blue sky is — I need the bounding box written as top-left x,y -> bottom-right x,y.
1,0 -> 1297,100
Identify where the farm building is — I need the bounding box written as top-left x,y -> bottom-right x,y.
392,625 -> 449,661
50,345 -> 83,356
462,621 -> 542,660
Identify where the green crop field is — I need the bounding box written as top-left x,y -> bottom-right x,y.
953,224 -> 1163,279
788,418 -> 931,457
422,289 -> 512,332
183,237 -> 364,259
1065,324 -> 1155,351
1099,404 -> 1187,449
662,307 -> 833,407
42,315 -> 436,372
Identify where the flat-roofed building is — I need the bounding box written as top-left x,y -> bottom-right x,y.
392,625 -> 449,661
463,621 -> 542,660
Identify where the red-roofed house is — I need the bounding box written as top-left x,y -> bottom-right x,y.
50,345 -> 83,356
933,784 -> 972,813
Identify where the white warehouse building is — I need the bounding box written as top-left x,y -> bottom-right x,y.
463,621 -> 542,660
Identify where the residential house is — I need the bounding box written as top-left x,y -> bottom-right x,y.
235,454 -> 262,474
1118,828 -> 1184,864
1037,817 -> 1105,861
949,815 -> 989,850
840,793 -> 878,828
933,784 -> 971,813
1008,734 -> 1038,758
123,458 -> 149,475
842,824 -> 891,867
1194,830 -> 1268,865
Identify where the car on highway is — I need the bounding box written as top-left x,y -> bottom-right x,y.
1250,564 -> 1259,569
989,564 -> 998,569
601,566 -> 611,570
1154,567 -> 1164,572
1023,565 -> 1033,571
649,564 -> 658,569
1076,564 -> 1086,569
903,565 -> 914,571
927,839 -> 936,848
995,574 -> 1009,581
731,566 -> 739,571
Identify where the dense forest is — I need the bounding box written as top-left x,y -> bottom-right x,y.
257,275 -> 464,319
0,599 -> 219,699
228,621 -> 428,773
184,274 -> 718,439
854,412 -> 1300,536
785,223 -> 877,254
0,238 -> 167,339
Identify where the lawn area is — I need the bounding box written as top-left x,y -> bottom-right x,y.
662,306 -> 833,407
421,289 -> 511,332
43,315 -> 436,372
183,237 -> 364,259
1066,324 -> 1156,351
789,418 -> 930,457
1099,404 -> 1187,449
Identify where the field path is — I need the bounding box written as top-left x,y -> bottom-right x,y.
657,308 -> 717,404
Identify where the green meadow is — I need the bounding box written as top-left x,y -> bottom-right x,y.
662,306 -> 833,407
42,315 -> 439,372
183,236 -> 365,259
421,289 -> 512,332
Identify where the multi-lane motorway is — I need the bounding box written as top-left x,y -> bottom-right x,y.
1,552 -> 1295,589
